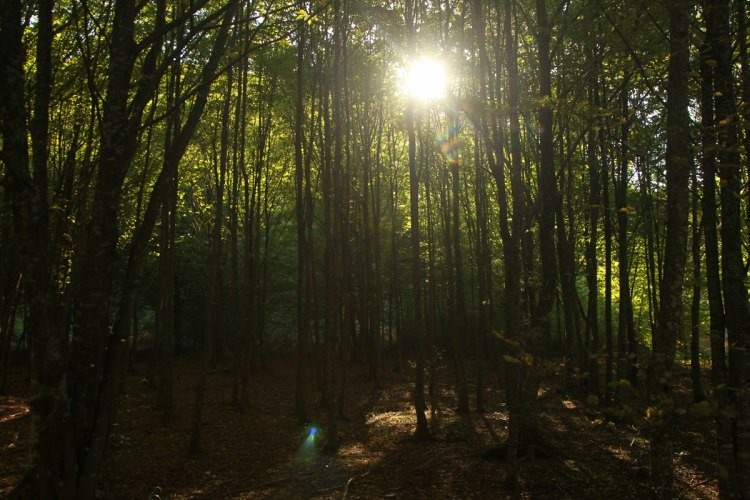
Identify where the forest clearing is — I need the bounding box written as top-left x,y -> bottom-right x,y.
1,355 -> 717,498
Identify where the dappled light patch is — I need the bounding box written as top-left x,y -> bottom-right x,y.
604,444 -> 636,463
0,373 -> 30,497
562,399 -> 578,410
0,396 -> 28,424
338,442 -> 383,469
366,410 -> 413,428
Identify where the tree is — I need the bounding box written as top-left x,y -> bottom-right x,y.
1,0 -> 64,496
704,0 -> 750,495
405,0 -> 431,442
294,1 -> 312,425
648,0 -> 693,496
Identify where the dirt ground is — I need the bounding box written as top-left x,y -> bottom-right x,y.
1,355 -> 718,499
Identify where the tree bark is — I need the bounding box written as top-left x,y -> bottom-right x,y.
405,0 -> 430,441
705,0 -> 750,494
450,118 -> 470,415
586,80 -> 602,397
294,4 -> 310,424
1,0 -> 69,496
648,2 -> 692,496
689,170 -> 706,403
534,0 -> 558,341
616,77 -> 637,386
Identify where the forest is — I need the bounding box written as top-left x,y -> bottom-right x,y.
1,0 -> 749,497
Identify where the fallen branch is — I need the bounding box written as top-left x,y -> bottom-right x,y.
342,470 -> 371,499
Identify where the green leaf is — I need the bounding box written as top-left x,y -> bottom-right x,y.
502,354 -> 522,365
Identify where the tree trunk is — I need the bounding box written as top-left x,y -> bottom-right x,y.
157,37 -> 181,423
705,0 -> 750,494
405,0 -> 430,441
294,6 -> 310,424
603,130 -> 614,404
689,170 -> 706,403
616,77 -> 637,386
648,2 -> 692,496
534,0 -> 558,344
450,118 -> 470,415
699,30 -> 732,495
738,1 -> 750,237
1,0 -> 68,495
586,81 -> 602,397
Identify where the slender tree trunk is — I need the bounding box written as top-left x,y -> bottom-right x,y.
472,126 -> 492,412
640,159 -> 660,343
360,61 -> 376,381
534,0 -> 558,344
425,151 -> 439,417
405,0 -> 430,441
689,170 -> 706,403
388,133 -> 402,371
556,199 -> 579,383
449,116 -> 470,415
336,2 -> 353,422
294,6 -> 309,424
706,0 -> 750,494
156,150 -> 177,424
586,82 -> 602,397
0,273 -> 22,392
157,38 -> 181,423
603,134 -> 614,404
738,1 -> 750,235
372,113 -> 385,383
235,19 -> 252,404
648,2 -> 692,496
616,78 -> 637,386
229,62 -> 243,408
699,31 -> 732,495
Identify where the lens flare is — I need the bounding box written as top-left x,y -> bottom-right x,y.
438,117 -> 461,166
295,424 -> 320,465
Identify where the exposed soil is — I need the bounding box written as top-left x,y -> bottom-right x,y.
1,355 -> 718,499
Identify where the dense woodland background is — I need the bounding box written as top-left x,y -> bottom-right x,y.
1,0 -> 749,498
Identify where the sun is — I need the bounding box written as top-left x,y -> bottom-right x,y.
402,57 -> 447,102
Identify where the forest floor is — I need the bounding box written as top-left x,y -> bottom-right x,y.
1,353 -> 718,499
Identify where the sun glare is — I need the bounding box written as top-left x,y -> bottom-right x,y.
403,57 -> 447,102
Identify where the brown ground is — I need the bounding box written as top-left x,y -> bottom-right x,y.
1,355 -> 718,499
